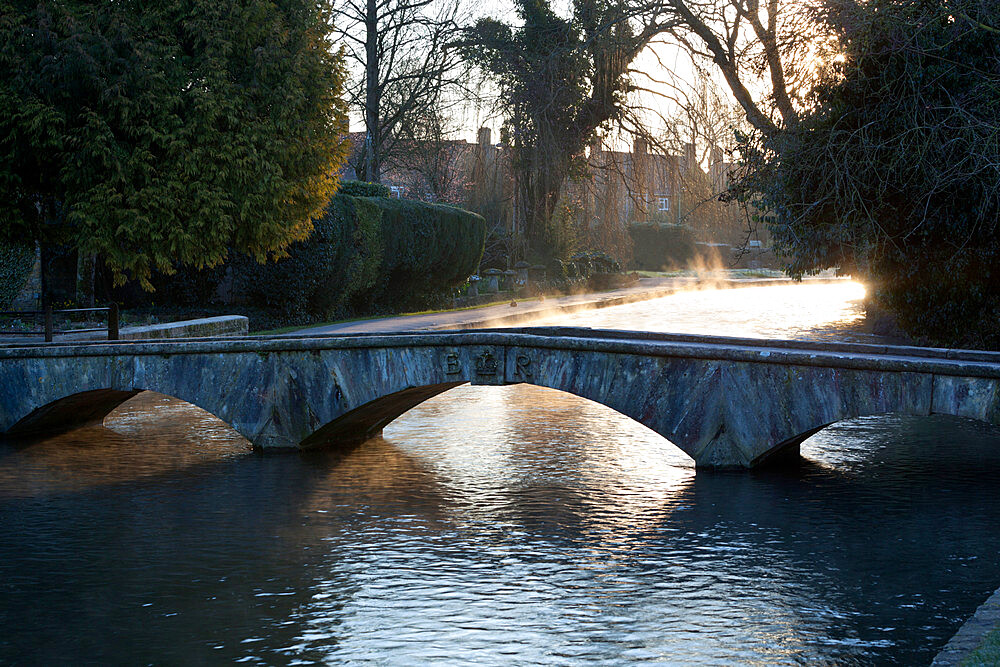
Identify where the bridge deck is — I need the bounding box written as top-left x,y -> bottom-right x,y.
1,328 -> 998,380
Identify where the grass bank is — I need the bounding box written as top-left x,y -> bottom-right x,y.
961,628 -> 1000,665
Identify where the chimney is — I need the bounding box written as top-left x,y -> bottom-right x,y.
477,127 -> 492,146
684,143 -> 697,171
633,136 -> 648,156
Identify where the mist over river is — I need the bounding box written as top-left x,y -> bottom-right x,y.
2,281 -> 999,665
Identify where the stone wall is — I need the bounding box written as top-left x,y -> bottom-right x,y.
117,316 -> 248,340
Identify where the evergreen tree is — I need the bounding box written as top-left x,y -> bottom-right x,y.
0,0 -> 349,290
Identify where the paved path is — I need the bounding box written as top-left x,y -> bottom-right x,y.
292,275 -> 849,336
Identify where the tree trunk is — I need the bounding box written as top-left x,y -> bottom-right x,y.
39,243 -> 79,309
78,253 -> 96,307
363,0 -> 381,183
39,244 -> 50,311
523,169 -> 564,254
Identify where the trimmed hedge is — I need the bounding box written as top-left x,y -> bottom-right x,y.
374,197 -> 486,305
233,194 -> 485,324
0,241 -> 35,308
628,223 -> 696,271
130,194 -> 485,328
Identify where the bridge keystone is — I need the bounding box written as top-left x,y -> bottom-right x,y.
466,346 -> 507,386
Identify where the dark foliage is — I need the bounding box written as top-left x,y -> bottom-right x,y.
736,0 -> 1000,347
628,223 -> 696,271
0,241 -> 35,309
0,0 -> 349,289
338,181 -> 392,198
130,196 -> 486,329
372,197 -> 487,309
231,195 -> 383,323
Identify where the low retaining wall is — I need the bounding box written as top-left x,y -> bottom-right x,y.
118,315 -> 248,340
0,315 -> 249,344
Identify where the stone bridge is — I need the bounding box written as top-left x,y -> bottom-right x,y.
1,328 -> 999,468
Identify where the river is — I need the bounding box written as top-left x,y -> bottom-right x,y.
2,281 -> 999,665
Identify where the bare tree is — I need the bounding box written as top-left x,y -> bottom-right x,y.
383,107 -> 468,203
459,0 -> 682,257
661,0 -> 831,136
654,70 -> 752,244
331,0 -> 467,182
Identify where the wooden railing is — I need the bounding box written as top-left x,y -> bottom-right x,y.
0,304 -> 119,342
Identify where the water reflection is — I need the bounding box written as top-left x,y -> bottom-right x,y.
2,282 -> 999,665
384,384 -> 693,539
544,281 -> 873,341
0,392 -> 250,498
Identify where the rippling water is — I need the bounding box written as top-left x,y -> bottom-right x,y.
2,282 -> 999,665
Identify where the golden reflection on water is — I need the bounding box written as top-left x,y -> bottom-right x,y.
0,392 -> 251,498
297,435 -> 449,517
546,281 -> 869,340
385,384 -> 696,551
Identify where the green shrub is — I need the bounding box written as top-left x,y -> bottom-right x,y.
308,195 -> 384,317
130,194 -> 484,327
628,223 -> 696,271
338,180 -> 391,198
371,197 -> 486,310
148,262 -> 227,307
0,241 -> 35,309
229,195 -> 374,323
232,195 -> 485,325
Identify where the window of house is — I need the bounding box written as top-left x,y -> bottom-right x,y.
657,196 -> 669,211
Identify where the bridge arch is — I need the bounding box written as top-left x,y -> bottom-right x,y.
296,379 -> 698,462
1,387 -> 256,445
301,381 -> 466,448
4,388 -> 142,439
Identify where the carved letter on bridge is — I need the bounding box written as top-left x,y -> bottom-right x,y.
515,354 -> 533,379
445,352 -> 461,375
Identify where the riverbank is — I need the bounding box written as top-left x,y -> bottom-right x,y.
933,587 -> 1000,666
279,273 -> 851,336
